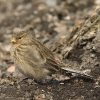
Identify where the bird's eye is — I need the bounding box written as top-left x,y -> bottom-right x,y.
18,37 -> 22,39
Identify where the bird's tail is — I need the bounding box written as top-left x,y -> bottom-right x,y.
60,67 -> 93,79
54,56 -> 93,79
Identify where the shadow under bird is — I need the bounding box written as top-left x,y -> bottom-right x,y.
10,31 -> 92,83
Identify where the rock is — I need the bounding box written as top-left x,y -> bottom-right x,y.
7,65 -> 15,73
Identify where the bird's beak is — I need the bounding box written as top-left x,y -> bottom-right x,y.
11,38 -> 16,43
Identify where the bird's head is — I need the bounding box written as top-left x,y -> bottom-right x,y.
11,31 -> 33,46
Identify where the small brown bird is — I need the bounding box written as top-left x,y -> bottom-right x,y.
10,31 -> 91,83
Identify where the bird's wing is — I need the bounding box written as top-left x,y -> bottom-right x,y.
26,39 -> 62,71
25,46 -> 46,65
23,38 -> 56,66
32,38 -> 55,59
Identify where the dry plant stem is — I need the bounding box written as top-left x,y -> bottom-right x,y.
52,7 -> 100,58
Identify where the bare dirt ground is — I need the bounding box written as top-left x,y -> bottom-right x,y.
0,0 -> 100,100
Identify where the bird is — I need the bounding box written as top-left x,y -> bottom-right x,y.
10,31 -> 92,83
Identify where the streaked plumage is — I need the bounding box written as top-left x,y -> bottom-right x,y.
10,31 -> 92,83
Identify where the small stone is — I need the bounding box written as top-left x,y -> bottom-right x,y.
7,65 -> 15,73
34,94 -> 46,100
64,16 -> 71,20
90,54 -> 95,58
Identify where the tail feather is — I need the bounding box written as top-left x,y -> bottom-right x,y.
61,67 -> 92,79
